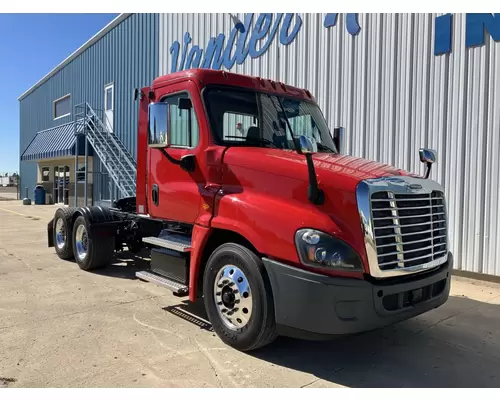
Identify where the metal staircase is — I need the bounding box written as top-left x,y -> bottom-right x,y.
74,103 -> 136,199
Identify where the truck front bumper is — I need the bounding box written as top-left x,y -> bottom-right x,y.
262,253 -> 453,340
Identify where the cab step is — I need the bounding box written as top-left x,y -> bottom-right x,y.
136,270 -> 189,295
142,231 -> 191,252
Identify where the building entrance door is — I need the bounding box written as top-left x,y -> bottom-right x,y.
54,166 -> 70,204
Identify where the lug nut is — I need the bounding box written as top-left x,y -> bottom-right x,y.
221,309 -> 227,313
234,300 -> 240,304
228,282 -> 235,287
233,289 -> 239,294
217,301 -> 223,305
216,292 -> 221,296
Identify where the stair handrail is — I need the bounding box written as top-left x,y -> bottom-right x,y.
84,103 -> 136,165
74,102 -> 137,198
84,117 -> 137,186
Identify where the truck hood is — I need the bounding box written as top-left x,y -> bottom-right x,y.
223,147 -> 418,192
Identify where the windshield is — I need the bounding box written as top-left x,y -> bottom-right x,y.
203,86 -> 338,153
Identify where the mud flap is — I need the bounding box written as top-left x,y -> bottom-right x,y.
47,218 -> 54,248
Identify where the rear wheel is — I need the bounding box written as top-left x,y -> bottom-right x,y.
72,216 -> 115,271
53,207 -> 75,260
203,243 -> 277,352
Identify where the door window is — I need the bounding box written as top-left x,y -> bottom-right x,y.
104,83 -> 114,132
105,87 -> 113,111
41,167 -> 50,182
222,112 -> 258,141
163,93 -> 199,148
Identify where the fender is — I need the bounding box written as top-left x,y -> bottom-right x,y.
73,206 -> 120,237
211,190 -> 366,279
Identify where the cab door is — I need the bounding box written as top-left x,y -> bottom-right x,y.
147,82 -> 208,224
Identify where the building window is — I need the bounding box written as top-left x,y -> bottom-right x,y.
41,166 -> 50,182
163,93 -> 199,148
54,95 -> 71,119
77,166 -> 86,183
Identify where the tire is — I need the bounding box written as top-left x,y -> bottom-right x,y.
203,243 -> 277,352
53,207 -> 76,260
72,216 -> 115,271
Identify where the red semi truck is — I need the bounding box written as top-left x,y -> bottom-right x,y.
47,69 -> 452,351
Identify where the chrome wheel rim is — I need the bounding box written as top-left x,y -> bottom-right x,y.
55,218 -> 66,250
214,265 -> 253,330
75,224 -> 88,261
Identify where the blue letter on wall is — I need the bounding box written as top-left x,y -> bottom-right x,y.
324,13 -> 361,36
466,13 -> 500,47
434,13 -> 453,55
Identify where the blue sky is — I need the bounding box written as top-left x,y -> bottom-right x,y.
0,13 -> 118,174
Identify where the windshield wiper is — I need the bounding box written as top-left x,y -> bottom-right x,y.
225,136 -> 278,148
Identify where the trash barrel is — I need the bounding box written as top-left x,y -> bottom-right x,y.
34,185 -> 46,205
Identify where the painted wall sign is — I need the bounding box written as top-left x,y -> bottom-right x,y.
169,13 -> 500,71
170,13 -> 361,73
170,13 -> 303,72
324,13 -> 361,35
435,13 -> 500,55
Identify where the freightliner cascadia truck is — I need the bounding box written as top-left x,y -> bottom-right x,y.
47,69 -> 452,351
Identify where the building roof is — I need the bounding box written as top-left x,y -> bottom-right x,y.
18,13 -> 132,101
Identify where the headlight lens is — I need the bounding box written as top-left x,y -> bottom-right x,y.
295,229 -> 362,270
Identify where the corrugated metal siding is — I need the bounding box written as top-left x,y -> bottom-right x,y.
19,13 -> 159,200
159,13 -> 500,276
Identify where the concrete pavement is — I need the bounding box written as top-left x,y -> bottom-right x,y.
1,200 -> 500,387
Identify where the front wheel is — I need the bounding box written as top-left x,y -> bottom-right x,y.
72,216 -> 115,271
203,243 -> 277,351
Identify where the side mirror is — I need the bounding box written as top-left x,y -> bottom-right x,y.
148,102 -> 170,148
333,127 -> 343,153
299,135 -> 318,155
419,148 -> 437,164
419,148 -> 437,179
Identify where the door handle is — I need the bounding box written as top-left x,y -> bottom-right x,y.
152,184 -> 159,206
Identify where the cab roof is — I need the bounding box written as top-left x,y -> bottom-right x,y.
151,69 -> 316,102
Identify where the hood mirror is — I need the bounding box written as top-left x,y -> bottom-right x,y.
419,148 -> 437,179
299,135 -> 318,155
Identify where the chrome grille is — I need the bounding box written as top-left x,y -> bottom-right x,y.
370,191 -> 447,271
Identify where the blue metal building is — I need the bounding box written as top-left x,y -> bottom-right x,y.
19,13 -> 158,206
18,13 -> 500,277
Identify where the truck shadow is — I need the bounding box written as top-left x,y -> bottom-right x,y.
250,295 -> 500,387
86,253 -> 500,387
174,295 -> 500,388
87,250 -> 151,280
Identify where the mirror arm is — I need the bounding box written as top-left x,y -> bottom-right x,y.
424,162 -> 432,179
159,149 -> 195,172
305,154 -> 324,205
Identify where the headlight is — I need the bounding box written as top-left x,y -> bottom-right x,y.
295,229 -> 362,270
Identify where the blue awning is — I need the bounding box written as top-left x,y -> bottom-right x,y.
21,123 -> 76,161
